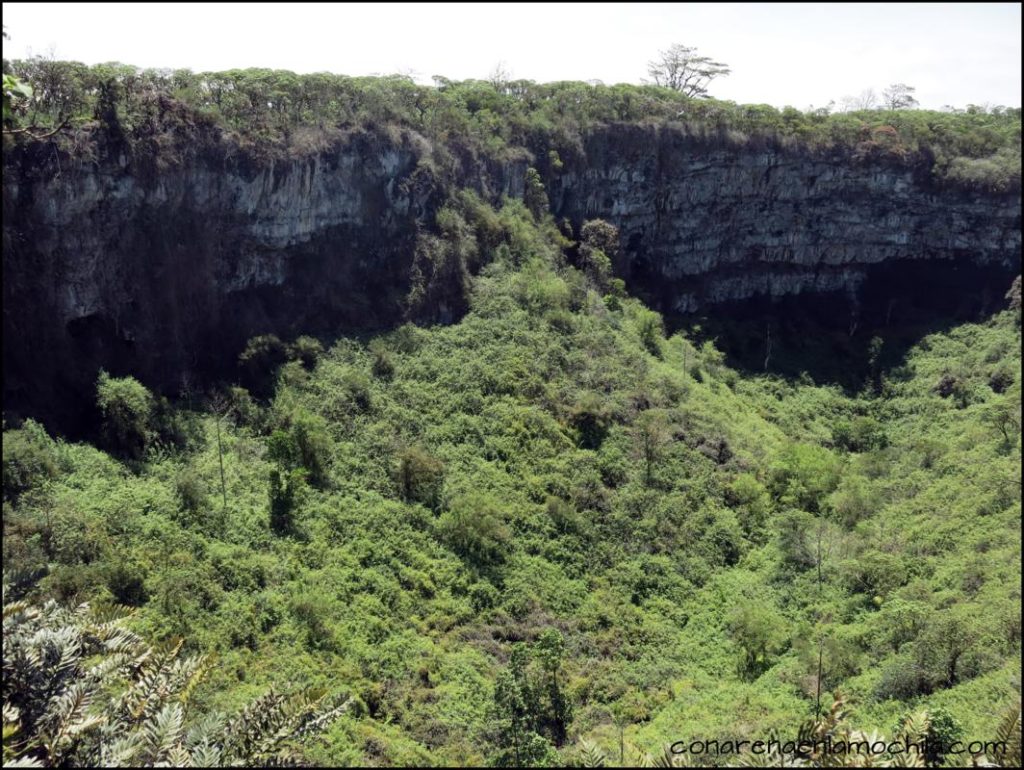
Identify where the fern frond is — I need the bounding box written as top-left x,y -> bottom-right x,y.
989,701 -> 1022,767
2,600 -> 31,620
97,626 -> 145,656
3,703 -> 21,724
41,681 -> 92,746
290,695 -> 352,741
187,741 -> 224,768
99,732 -> 145,767
661,744 -> 687,767
2,756 -> 45,768
142,703 -> 184,764
575,738 -> 607,767
85,652 -> 133,684
3,585 -> 347,767
898,710 -> 932,744
177,654 -> 212,707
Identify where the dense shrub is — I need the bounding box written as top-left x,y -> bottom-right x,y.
436,494 -> 510,567
269,467 -> 305,535
1,188 -> 1019,765
768,443 -> 841,513
394,445 -> 445,509
96,371 -> 156,460
2,420 -> 60,503
290,335 -> 325,369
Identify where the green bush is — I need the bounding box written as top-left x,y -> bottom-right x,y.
523,167 -> 549,219
636,309 -> 665,357
269,467 -> 306,535
96,370 -> 155,461
832,416 -> 888,452
569,394 -> 611,450
227,385 -> 265,430
394,445 -> 445,509
2,420 -> 59,503
371,345 -> 396,381
291,412 -> 333,487
828,475 -> 881,527
545,496 -> 580,534
174,466 -> 209,516
725,473 -> 771,540
290,335 -> 325,369
290,593 -> 336,651
105,562 -> 148,606
342,370 -> 374,412
768,443 -> 841,513
436,493 -> 510,567
728,602 -> 788,679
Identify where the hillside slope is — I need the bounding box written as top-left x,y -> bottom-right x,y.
3,197 -> 1020,766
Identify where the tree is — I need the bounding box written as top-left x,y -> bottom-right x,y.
436,493 -> 510,567
488,638 -> 565,767
985,400 -> 1021,449
238,334 -> 289,398
523,167 -> 549,219
268,467 -> 305,535
490,654 -> 553,767
865,335 -> 885,393
488,61 -> 513,93
632,410 -> 672,487
636,309 -> 665,357
2,29 -> 76,139
96,371 -> 156,461
890,708 -> 964,768
2,73 -> 33,125
578,219 -> 620,291
841,88 -> 879,111
883,83 -> 919,110
728,602 -> 787,678
289,411 -> 333,488
394,444 -> 445,508
769,443 -> 841,514
645,43 -> 731,98
289,335 -> 324,369
206,391 -> 232,519
533,630 -> 572,746
2,420 -> 59,504
725,473 -> 772,540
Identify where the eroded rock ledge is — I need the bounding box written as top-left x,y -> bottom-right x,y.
3,123 -> 1020,431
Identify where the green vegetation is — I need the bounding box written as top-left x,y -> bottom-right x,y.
2,584 -> 350,766
2,58 -> 1020,191
2,195 -> 1020,766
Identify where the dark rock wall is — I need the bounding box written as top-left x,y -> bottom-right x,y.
3,123 -> 1020,432
550,125 -> 1020,314
3,130 -> 439,429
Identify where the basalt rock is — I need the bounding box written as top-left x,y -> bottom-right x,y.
548,124 -> 1020,316
3,122 -> 1020,433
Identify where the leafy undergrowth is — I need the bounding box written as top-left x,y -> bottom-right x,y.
3,199 -> 1020,766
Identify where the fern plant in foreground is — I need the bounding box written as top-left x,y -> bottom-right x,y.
2,581 -> 350,767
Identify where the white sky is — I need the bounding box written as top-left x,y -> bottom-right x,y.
2,2 -> 1021,109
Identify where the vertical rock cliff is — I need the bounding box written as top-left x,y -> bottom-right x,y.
3,123 -> 1020,433
549,125 -> 1021,315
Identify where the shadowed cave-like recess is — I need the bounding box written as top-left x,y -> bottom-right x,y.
2,124 -> 1020,437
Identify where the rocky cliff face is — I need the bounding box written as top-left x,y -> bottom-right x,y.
550,125 -> 1021,315
3,129 -> 446,429
3,123 -> 1020,432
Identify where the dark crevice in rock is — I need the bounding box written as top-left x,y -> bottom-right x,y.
4,123 -> 1020,436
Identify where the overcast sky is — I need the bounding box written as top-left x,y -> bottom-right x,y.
2,2 -> 1020,109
